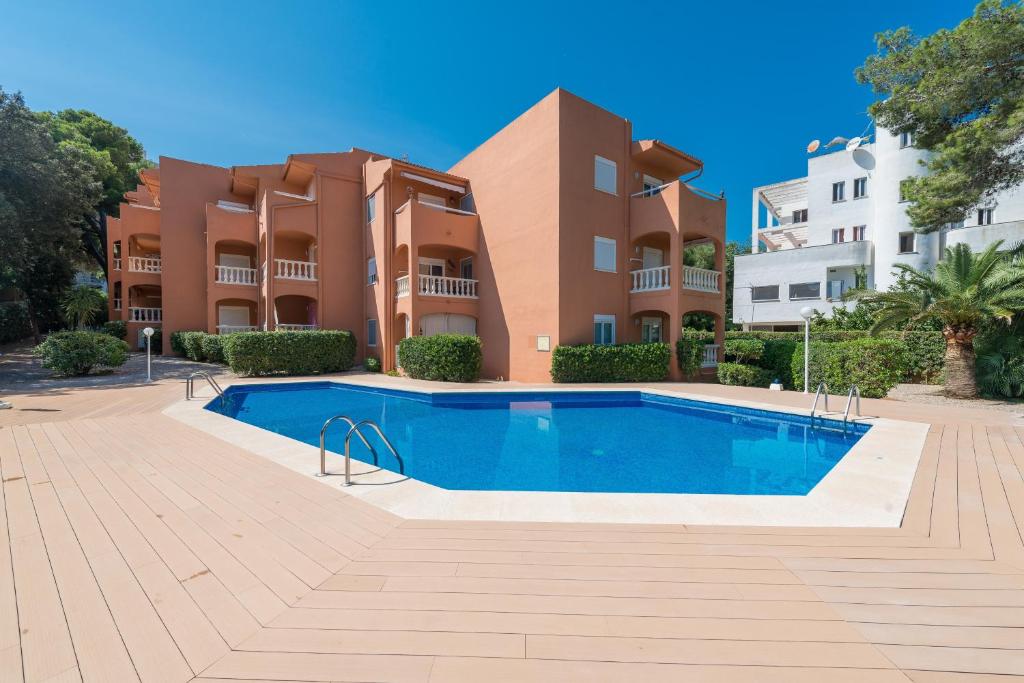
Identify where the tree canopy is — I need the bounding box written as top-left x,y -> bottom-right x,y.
856,0 -> 1024,233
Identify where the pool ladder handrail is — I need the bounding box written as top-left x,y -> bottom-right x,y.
842,385 -> 862,433
318,415 -> 379,476
186,371 -> 223,399
809,381 -> 829,428
318,415 -> 405,485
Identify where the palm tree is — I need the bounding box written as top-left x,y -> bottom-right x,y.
61,284 -> 106,330
848,241 -> 1024,398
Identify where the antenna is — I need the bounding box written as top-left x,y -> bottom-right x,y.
806,139 -> 821,154
845,136 -> 863,152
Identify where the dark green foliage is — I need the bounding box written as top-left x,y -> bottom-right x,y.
723,338 -> 764,363
34,330 -> 129,376
717,362 -> 771,387
223,330 -> 357,376
199,334 -> 225,364
676,331 -> 713,378
101,319 -> 127,340
169,330 -> 186,355
0,302 -> 32,344
399,334 -> 482,382
364,356 -> 382,373
975,320 -> 1024,398
172,331 -> 207,362
760,338 -> 800,387
791,338 -> 910,398
551,343 -> 670,383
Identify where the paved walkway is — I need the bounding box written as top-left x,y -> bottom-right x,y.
1,377 -> 1023,682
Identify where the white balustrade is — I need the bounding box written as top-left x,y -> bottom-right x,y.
128,307 -> 162,323
113,298 -> 122,311
682,266 -> 721,292
276,323 -> 318,331
630,265 -> 670,292
274,259 -> 317,280
113,258 -> 122,271
702,343 -> 720,368
215,265 -> 257,285
217,325 -> 257,334
395,275 -> 411,298
128,256 -> 162,273
418,274 -> 478,298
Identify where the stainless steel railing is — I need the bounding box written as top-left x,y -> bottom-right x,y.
186,372 -> 223,399
318,415 -> 405,485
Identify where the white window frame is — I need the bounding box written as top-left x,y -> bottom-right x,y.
594,155 -> 617,195
418,257 -> 445,277
899,231 -> 916,254
832,228 -> 845,244
593,236 -> 617,273
788,282 -> 821,301
853,177 -> 867,199
367,193 -> 376,223
367,319 -> 378,347
460,256 -> 473,280
593,314 -> 616,345
978,208 -> 994,226
900,131 -> 913,148
367,257 -> 378,285
641,174 -> 663,196
832,181 -> 845,203
792,208 -> 808,224
853,225 -> 866,241
641,316 -> 662,343
751,285 -> 780,302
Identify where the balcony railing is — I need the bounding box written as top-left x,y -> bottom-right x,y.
128,256 -> 161,273
702,344 -> 720,368
274,258 -> 317,281
217,324 -> 257,334
418,274 -> 478,298
113,298 -> 122,311
276,323 -> 317,331
682,266 -> 721,293
113,258 -> 122,271
395,275 -> 411,298
128,307 -> 162,323
215,265 -> 257,285
630,265 -> 670,292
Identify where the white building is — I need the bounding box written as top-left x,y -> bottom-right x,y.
733,127 -> 1024,330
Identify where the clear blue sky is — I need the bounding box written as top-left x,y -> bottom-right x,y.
3,0 -> 975,242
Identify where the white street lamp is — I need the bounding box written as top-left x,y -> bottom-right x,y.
799,307 -> 817,394
143,327 -> 155,382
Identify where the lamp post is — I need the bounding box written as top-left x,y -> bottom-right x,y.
143,327 -> 155,383
799,307 -> 816,394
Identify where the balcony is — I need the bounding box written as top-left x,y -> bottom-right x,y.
417,274 -> 478,298
273,259 -> 316,281
113,258 -> 122,271
128,307 -> 162,323
217,324 -> 257,334
630,180 -> 725,242
395,275 -> 411,298
277,323 -> 317,331
128,256 -> 161,273
394,199 -> 479,253
630,266 -> 670,292
682,266 -> 721,293
701,344 -> 720,368
215,265 -> 257,285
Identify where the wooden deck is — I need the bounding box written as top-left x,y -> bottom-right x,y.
1,380 -> 1023,682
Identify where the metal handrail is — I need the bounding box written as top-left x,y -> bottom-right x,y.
186,371 -> 223,399
343,420 -> 405,486
809,381 -> 829,428
844,385 -> 861,423
318,415 -> 379,477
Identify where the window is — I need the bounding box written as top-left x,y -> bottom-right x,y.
899,131 -> 913,148
792,208 -> 808,223
751,285 -> 780,302
367,257 -> 377,285
366,319 -> 378,347
641,174 -> 663,197
977,208 -> 994,226
594,155 -> 617,194
641,316 -> 662,343
419,193 -> 446,207
459,193 -> 476,214
418,258 -> 444,277
593,314 -> 615,345
367,193 -> 376,223
944,220 -> 965,230
832,228 -> 845,244
854,177 -> 867,199
460,257 -> 473,280
827,280 -> 845,300
899,232 -> 916,254
593,236 -> 616,272
832,181 -> 845,202
899,179 -> 913,202
852,225 -> 866,241
789,282 -> 821,300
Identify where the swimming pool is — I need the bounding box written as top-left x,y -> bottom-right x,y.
206,382 -> 869,495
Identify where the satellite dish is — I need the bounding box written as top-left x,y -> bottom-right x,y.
846,136 -> 863,152
806,139 -> 821,154
825,136 -> 849,148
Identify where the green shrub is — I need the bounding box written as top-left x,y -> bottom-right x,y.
724,338 -> 764,363
760,338 -> 799,387
101,320 -> 127,340
551,343 -> 670,383
170,330 -> 187,355
34,331 -> 129,376
791,337 -> 909,398
676,331 -> 713,377
199,334 -> 225,364
364,356 -> 381,373
223,330 -> 357,376
717,362 -> 770,387
399,334 -> 482,382
0,302 -> 32,344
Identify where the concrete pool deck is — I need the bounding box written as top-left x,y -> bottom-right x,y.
166,378 -> 930,528
1,373 -> 1023,681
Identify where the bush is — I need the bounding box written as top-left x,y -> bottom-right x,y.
170,330 -> 187,355
223,330 -> 357,376
34,331 -> 129,376
791,337 -> 909,398
676,331 -> 714,377
717,362 -> 770,387
760,338 -> 799,387
364,356 -> 381,373
399,334 -> 482,382
176,331 -> 207,361
551,343 -> 670,383
724,338 -> 764,363
101,320 -> 127,340
199,334 -> 225,364
0,302 -> 32,344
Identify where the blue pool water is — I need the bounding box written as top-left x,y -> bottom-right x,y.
206,382 -> 869,495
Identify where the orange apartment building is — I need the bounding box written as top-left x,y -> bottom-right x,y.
106,89 -> 726,382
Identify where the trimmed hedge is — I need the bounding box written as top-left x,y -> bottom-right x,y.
399,334 -> 482,382
223,330 -> 357,376
717,362 -> 771,387
791,337 -> 910,398
199,334 -> 225,364
34,331 -> 129,376
101,320 -> 127,340
552,343 -> 670,383
0,302 -> 32,344
724,338 -> 764,364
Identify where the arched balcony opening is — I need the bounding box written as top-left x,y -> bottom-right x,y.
681,308 -> 723,369
214,239 -> 258,286
112,281 -> 122,312
681,237 -> 722,293
127,233 -> 161,273
628,309 -> 671,345
112,240 -> 122,271
629,231 -> 672,293
215,298 -> 258,334
414,245 -> 478,299
273,294 -> 317,331
393,244 -> 411,298
272,230 -> 317,281
127,284 -> 162,324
